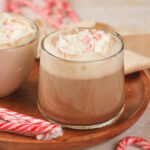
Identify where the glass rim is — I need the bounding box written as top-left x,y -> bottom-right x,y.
0,13 -> 38,52
41,27 -> 124,63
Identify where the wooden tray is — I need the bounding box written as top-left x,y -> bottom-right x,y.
0,61 -> 149,150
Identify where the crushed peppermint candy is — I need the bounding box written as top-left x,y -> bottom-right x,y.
56,29 -> 108,55
5,34 -> 10,39
54,29 -> 121,60
82,35 -> 90,44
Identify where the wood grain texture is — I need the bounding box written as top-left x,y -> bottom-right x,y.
0,61 -> 149,150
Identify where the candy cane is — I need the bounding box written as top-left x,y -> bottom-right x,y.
0,119 -> 62,140
63,1 -> 80,23
43,0 -> 55,16
117,137 -> 150,150
10,2 -> 22,14
0,107 -> 50,125
15,0 -> 61,29
43,4 -> 52,16
2,0 -> 10,12
45,0 -> 56,6
2,0 -> 80,28
56,0 -> 64,24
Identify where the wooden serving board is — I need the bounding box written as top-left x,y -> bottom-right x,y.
0,61 -> 149,150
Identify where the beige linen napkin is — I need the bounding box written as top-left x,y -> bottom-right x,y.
123,34 -> 150,74
34,19 -> 150,75
125,49 -> 150,75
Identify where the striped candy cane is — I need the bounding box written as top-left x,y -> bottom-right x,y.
15,0 -> 61,29
63,1 -> 80,23
10,2 -> 22,14
2,0 -> 10,12
0,106 -> 50,125
43,0 -> 56,16
117,137 -> 150,150
0,119 -> 63,140
56,0 -> 64,24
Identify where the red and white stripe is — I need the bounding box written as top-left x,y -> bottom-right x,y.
15,0 -> 61,29
2,0 -> 10,12
0,106 -> 63,140
117,136 -> 150,150
63,1 -> 80,23
56,0 -> 64,24
10,2 -> 22,14
0,119 -> 62,140
45,0 -> 56,6
43,0 -> 56,16
2,0 -> 80,28
0,107 -> 50,125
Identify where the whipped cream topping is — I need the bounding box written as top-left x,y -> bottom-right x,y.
0,13 -> 37,49
44,28 -> 122,61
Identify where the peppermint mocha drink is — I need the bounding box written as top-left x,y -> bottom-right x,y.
0,13 -> 38,97
38,28 -> 124,129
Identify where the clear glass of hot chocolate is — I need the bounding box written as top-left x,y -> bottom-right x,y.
38,28 -> 124,129
0,13 -> 38,97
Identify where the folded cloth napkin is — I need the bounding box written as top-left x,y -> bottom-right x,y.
125,49 -> 150,75
123,34 -> 150,74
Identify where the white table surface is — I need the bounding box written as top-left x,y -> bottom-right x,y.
0,0 -> 150,149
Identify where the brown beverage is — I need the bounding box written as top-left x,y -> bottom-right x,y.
38,28 -> 124,129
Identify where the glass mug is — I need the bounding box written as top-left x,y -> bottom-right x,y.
38,28 -> 125,129
0,13 -> 38,97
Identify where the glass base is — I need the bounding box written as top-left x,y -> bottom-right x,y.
38,102 -> 124,130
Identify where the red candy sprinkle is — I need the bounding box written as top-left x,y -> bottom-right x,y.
82,35 -> 90,44
93,36 -> 98,40
63,37 -> 68,43
92,43 -> 95,51
5,34 -> 10,39
89,43 -> 92,48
